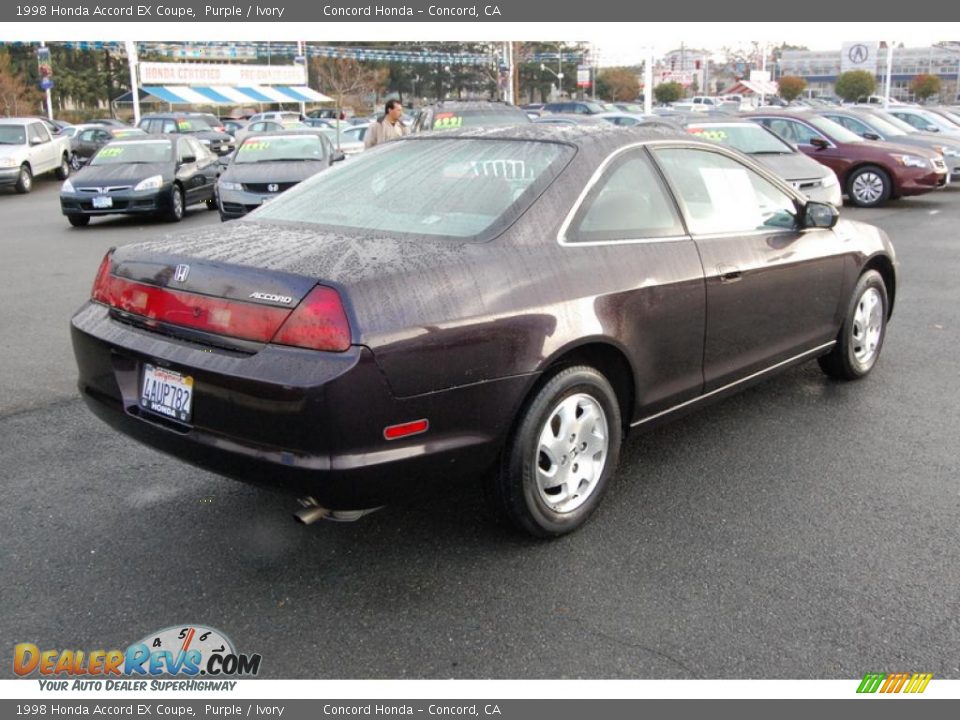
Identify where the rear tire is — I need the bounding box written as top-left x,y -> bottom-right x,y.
490,365 -> 622,538
14,164 -> 32,194
165,185 -> 184,222
55,154 -> 70,180
67,215 -> 91,227
846,166 -> 891,208
818,270 -> 888,380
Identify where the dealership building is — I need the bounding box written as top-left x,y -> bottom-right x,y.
780,43 -> 960,101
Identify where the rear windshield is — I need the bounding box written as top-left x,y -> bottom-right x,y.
91,140 -> 173,165
688,124 -> 794,153
235,135 -> 327,163
254,137 -> 572,241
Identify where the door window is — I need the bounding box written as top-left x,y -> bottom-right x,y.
653,148 -> 798,234
28,123 -> 50,144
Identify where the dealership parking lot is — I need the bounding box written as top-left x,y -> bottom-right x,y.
2,176 -> 959,678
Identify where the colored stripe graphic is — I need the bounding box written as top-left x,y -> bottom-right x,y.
857,672 -> 932,694
857,673 -> 885,693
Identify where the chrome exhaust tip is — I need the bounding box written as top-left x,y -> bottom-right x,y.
294,498 -> 383,525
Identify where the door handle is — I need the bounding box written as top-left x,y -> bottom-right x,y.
717,264 -> 742,283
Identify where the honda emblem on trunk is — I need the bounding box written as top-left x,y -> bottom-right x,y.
174,264 -> 190,283
267,184 -> 279,193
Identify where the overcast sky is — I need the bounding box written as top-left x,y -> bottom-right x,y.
589,23 -> 960,65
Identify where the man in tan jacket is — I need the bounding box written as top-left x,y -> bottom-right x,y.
364,99 -> 409,149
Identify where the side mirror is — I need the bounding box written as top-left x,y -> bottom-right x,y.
803,201 -> 839,229
862,132 -> 881,141
809,137 -> 829,150
179,155 -> 196,165
332,151 -> 346,163
30,137 -> 43,146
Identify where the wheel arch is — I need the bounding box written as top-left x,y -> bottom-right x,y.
862,253 -> 897,319
518,339 -> 637,432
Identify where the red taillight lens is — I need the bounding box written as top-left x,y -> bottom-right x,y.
91,264 -> 352,352
91,250 -> 115,302
272,285 -> 351,352
92,273 -> 291,342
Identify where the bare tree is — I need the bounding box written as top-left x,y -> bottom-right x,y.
0,51 -> 40,116
312,58 -> 382,148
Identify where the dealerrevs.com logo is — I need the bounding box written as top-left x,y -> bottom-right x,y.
857,672 -> 933,694
14,625 -> 261,691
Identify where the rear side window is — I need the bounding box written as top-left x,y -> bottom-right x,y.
567,150 -> 683,243
757,118 -> 823,145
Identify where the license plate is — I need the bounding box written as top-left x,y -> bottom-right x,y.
92,195 -> 113,209
140,364 -> 194,423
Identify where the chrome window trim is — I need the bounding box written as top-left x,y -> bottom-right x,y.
630,341 -> 837,428
557,139 -> 808,249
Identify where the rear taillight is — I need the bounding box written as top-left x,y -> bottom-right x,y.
272,285 -> 351,352
91,250 -> 115,302
90,260 -> 351,352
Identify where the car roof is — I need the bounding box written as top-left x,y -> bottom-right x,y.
407,122 -> 689,148
422,101 -> 527,113
238,130 -> 329,140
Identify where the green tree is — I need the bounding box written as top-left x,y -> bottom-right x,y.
777,75 -> 807,102
910,74 -> 941,102
596,67 -> 640,102
653,81 -> 683,104
834,70 -> 876,102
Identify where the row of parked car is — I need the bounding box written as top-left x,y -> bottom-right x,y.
4,98 -> 959,231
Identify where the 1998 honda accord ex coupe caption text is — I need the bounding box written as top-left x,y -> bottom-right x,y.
71,125 -> 898,537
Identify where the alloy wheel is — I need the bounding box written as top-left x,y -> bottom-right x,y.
534,393 -> 609,514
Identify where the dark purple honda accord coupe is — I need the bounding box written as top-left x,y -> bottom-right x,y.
71,124 -> 898,537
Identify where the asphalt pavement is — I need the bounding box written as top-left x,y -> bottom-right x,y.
1,178 -> 958,679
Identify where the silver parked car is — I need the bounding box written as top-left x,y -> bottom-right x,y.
685,121 -> 842,206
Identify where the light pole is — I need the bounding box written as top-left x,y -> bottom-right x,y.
540,63 -> 564,101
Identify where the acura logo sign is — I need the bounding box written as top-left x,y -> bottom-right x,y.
173,264 -> 190,283
848,44 -> 869,64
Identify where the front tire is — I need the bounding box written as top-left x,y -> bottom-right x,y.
165,185 -> 184,222
67,215 -> 91,227
847,166 -> 891,208
491,366 -> 622,538
14,164 -> 32,194
819,270 -> 888,380
55,154 -> 70,180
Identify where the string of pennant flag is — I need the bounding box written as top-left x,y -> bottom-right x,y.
0,41 -> 583,65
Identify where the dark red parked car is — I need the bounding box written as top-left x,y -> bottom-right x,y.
72,125 -> 898,537
745,111 -> 947,207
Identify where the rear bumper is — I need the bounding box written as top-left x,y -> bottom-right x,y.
71,301 -> 532,508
